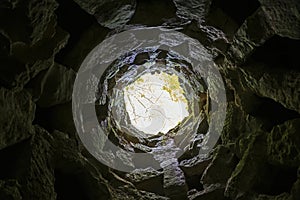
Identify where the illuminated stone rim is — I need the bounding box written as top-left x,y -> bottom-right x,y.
72,27 -> 227,172
109,57 -> 200,140
101,51 -> 204,155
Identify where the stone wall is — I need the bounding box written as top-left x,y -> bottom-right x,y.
0,0 -> 299,199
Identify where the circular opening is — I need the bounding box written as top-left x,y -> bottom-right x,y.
123,70 -> 190,135
72,27 -> 227,172
103,49 -> 207,146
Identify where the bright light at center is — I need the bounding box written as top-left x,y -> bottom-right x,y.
123,71 -> 189,135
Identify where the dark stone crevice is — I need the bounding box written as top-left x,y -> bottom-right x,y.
54,157 -> 110,200
54,169 -> 91,200
248,35 -> 300,71
252,164 -> 298,195
54,0 -> 97,66
247,95 -> 300,131
129,0 -> 177,26
33,102 -> 75,136
0,57 -> 25,89
185,174 -> 203,191
209,0 -> 260,26
135,178 -> 165,196
0,3 -> 31,43
206,0 -> 260,38
0,138 -> 31,180
33,104 -> 55,133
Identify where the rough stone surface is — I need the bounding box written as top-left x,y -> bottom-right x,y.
180,154 -> 212,177
188,184 -> 226,200
0,0 -> 58,45
240,65 -> 300,113
267,119 -> 300,167
225,133 -> 268,199
126,168 -> 164,195
0,0 -> 299,199
163,159 -> 188,200
228,0 -> 300,64
111,184 -> 170,200
291,177 -> 300,200
259,0 -> 300,39
0,88 -> 35,150
52,130 -> 111,200
220,101 -> 247,144
255,193 -> 291,200
56,23 -> 109,72
21,126 -> 56,200
27,0 -> 59,44
201,145 -> 238,185
73,0 -> 136,29
36,63 -> 76,107
0,26 -> 69,88
173,0 -> 212,21
0,180 -> 22,200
